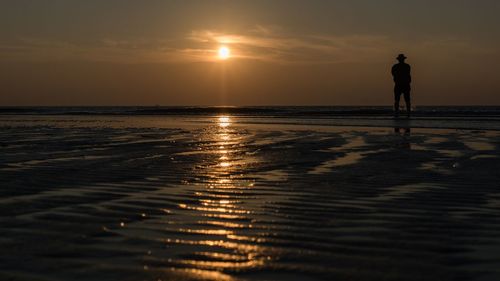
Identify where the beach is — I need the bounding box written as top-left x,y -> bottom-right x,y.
1,111 -> 500,281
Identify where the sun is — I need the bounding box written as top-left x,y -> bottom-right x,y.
218,46 -> 231,60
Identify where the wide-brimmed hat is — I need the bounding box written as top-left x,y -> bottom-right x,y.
397,54 -> 407,60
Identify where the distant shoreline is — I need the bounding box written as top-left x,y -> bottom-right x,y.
1,106 -> 500,118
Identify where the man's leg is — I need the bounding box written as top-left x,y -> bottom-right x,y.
394,88 -> 401,117
404,90 -> 411,118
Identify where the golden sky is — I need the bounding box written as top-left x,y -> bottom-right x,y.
1,1 -> 499,105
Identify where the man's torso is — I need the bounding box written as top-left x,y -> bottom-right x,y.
392,63 -> 411,85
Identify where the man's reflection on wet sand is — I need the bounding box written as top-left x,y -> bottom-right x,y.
394,126 -> 411,135
394,125 -> 411,150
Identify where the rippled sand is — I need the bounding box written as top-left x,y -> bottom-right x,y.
1,116 -> 500,281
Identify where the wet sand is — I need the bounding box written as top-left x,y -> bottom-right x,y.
1,116 -> 500,281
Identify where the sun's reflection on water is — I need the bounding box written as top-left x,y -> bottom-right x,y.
218,116 -> 231,128
168,115 -> 267,276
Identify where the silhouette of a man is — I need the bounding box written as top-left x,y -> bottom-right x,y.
392,54 -> 412,118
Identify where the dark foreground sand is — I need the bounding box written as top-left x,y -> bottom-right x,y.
1,116 -> 500,281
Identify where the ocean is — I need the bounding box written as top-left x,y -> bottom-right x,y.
2,106 -> 500,117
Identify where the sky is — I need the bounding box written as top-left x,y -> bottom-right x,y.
1,0 -> 499,106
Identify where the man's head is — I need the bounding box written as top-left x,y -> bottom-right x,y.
397,54 -> 407,62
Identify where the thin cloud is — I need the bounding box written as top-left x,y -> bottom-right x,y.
184,28 -> 391,63
0,27 -> 494,64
